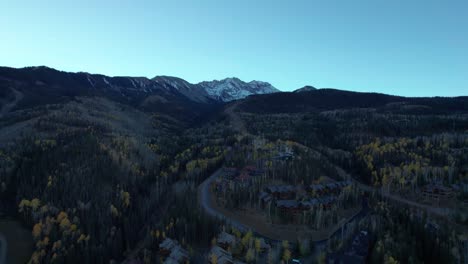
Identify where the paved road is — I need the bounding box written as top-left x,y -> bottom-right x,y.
198,168 -> 250,233
198,167 -> 369,240
329,157 -> 454,217
0,234 -> 6,264
198,167 -> 370,263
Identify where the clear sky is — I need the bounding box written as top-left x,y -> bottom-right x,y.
1,0 -> 467,96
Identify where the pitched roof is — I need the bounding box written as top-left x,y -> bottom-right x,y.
159,238 -> 177,251
217,231 -> 236,245
166,246 -> 189,263
276,200 -> 299,208
266,185 -> 296,193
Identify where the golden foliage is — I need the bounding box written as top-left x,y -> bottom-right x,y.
32,223 -> 42,239
121,191 -> 131,208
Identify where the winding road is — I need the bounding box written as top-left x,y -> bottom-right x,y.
198,167 -> 369,242
198,168 -> 250,232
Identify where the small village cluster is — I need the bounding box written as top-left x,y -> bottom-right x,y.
158,238 -> 190,264
158,231 -> 273,264
208,231 -> 271,264
259,180 -> 354,213
215,166 -> 355,214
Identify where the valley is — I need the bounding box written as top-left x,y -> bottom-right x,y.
0,66 -> 466,264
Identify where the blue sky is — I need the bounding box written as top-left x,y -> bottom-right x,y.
1,0 -> 467,96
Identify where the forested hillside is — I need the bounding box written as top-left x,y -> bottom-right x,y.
0,66 -> 467,264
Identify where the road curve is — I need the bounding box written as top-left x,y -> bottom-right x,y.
198,168 -> 249,232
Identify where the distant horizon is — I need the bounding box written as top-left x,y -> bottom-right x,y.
2,64 -> 466,98
1,1 -> 467,97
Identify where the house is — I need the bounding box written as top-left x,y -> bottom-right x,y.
159,238 -> 178,256
276,200 -> 301,213
273,148 -> 295,161
164,246 -> 189,264
159,238 -> 189,263
265,185 -> 296,199
208,246 -> 246,264
317,196 -> 336,209
299,198 -> 320,210
308,180 -> 351,196
217,231 -> 236,250
421,184 -> 453,199
307,184 -> 325,195
259,192 -> 273,209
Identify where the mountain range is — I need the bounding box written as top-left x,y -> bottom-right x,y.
1,65 -> 467,264
1,66 -> 467,124
0,66 -> 279,104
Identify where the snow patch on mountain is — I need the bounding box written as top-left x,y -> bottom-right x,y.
153,76 -> 211,103
198,77 -> 279,102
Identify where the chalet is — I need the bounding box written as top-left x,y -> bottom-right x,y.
324,182 -> 341,194
276,200 -> 301,213
273,149 -> 294,161
317,196 -> 336,209
265,185 -> 296,199
209,245 -> 245,264
307,184 -> 325,195
273,152 -> 294,161
308,180 -> 351,196
159,238 -> 189,263
299,198 -> 320,210
217,231 -> 236,250
421,184 -> 453,199
159,238 -> 177,256
259,192 -> 273,209
339,180 -> 353,187
164,246 -> 189,264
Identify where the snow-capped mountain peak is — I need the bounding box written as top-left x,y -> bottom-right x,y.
198,77 -> 279,102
